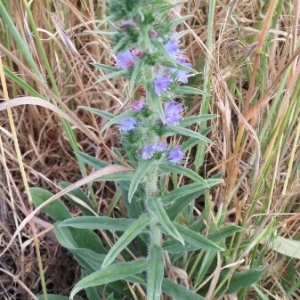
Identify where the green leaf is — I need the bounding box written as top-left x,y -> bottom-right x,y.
82,269 -> 102,300
175,86 -> 210,96
164,220 -> 237,253
102,213 -> 151,268
128,160 -> 151,203
58,182 -> 96,216
170,15 -> 193,28
146,82 -> 166,123
175,224 -> 224,251
0,2 -> 42,78
181,127 -> 212,152
208,225 -> 244,243
174,30 -> 189,40
90,62 -> 120,73
30,188 -> 71,221
75,151 -> 109,169
159,163 -> 205,184
4,67 -> 42,97
160,60 -> 197,74
95,70 -> 125,83
180,115 -> 217,127
59,216 -> 136,231
70,259 -> 148,299
217,267 -> 267,295
148,245 -> 164,300
152,39 -> 177,65
71,248 -> 107,271
155,1 -> 186,13
162,279 -> 205,300
168,125 -> 212,143
162,179 -> 223,205
162,239 -> 200,253
101,110 -> 137,133
78,106 -> 115,120
147,199 -> 184,245
119,181 -> 145,219
54,223 -> 107,254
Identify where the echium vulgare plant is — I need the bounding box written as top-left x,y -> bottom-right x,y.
29,1 -> 267,300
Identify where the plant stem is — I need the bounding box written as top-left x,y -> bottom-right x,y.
145,160 -> 161,243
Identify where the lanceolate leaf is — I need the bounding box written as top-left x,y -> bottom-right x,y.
216,267 -> 267,296
128,160 -> 151,203
59,216 -> 136,231
30,188 -> 71,221
75,151 -> 109,169
70,259 -> 148,299
168,125 -> 212,143
165,225 -> 244,253
175,86 -> 210,96
208,225 -> 244,242
102,213 -> 151,268
159,163 -> 205,184
54,223 -> 106,254
101,110 -> 137,133
78,106 -> 115,120
181,127 -> 212,152
162,279 -> 205,300
152,39 -> 177,65
90,62 -> 120,73
147,82 -> 166,123
174,224 -> 224,251
95,70 -> 125,83
179,114 -> 217,127
147,199 -> 184,245
148,245 -> 164,300
162,179 -> 223,205
170,15 -> 193,28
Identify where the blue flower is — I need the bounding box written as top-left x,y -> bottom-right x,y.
155,142 -> 168,151
153,76 -> 171,94
116,50 -> 137,69
164,38 -> 179,58
119,118 -> 137,132
167,146 -> 184,163
171,56 -> 192,83
141,142 -> 168,160
142,144 -> 156,159
164,102 -> 183,125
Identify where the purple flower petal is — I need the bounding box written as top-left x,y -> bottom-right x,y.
167,145 -> 184,163
164,102 -> 183,125
116,50 -> 137,69
132,100 -> 144,111
153,76 -> 171,94
164,38 -> 179,58
142,144 -> 156,159
119,118 -> 137,132
171,56 -> 192,83
155,142 -> 168,151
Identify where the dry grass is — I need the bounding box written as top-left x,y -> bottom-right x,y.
0,0 -> 300,299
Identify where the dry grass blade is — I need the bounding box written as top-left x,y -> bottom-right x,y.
0,96 -> 131,167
